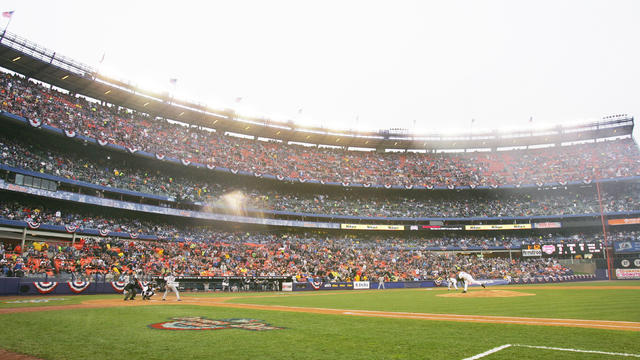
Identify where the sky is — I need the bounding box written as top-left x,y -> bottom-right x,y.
1,0 -> 639,138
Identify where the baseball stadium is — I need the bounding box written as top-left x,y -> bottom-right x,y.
1,3 -> 640,360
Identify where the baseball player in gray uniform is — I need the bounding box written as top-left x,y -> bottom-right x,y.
162,273 -> 181,301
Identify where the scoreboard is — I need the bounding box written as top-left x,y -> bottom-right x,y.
522,242 -> 603,257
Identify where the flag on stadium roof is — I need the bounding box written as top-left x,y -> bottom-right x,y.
2,11 -> 14,18
169,78 -> 178,85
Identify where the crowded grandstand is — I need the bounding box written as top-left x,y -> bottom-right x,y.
0,31 -> 638,289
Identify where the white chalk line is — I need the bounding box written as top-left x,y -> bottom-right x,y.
462,344 -> 512,360
463,344 -> 640,359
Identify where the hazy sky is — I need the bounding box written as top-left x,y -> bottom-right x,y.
2,1 -> 639,138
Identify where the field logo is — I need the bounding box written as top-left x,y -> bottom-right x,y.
149,317 -> 284,331
4,298 -> 67,304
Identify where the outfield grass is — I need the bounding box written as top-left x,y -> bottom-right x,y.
0,281 -> 638,359
226,284 -> 640,321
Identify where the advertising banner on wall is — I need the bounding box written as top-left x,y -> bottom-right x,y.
614,241 -> 640,254
615,268 -> 640,279
608,218 -> 640,226
340,224 -> 404,230
465,224 -> 532,231
521,249 -> 542,257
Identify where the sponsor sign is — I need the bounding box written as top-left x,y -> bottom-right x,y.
421,225 -> 463,231
609,218 -> 640,226
465,224 -> 532,231
353,281 -> 370,290
341,224 -> 404,231
615,268 -> 640,280
542,245 -> 556,255
614,241 -> 640,254
281,282 -> 293,292
534,222 -> 562,229
149,317 -> 284,331
522,249 -> 542,257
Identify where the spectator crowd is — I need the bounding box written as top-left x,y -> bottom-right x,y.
2,71 -> 640,189
2,135 -> 640,220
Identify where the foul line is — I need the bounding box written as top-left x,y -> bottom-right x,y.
462,344 -> 512,360
463,344 -> 640,359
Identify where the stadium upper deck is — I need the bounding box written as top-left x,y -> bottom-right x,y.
0,30 -> 634,150
1,70 -> 639,189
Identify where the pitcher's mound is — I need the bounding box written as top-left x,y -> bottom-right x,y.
437,290 -> 535,298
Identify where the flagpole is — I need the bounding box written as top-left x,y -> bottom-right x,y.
0,12 -> 13,42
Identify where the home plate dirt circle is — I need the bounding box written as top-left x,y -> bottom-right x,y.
437,290 -> 535,298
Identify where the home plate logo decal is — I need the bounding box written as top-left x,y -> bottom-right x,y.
148,317 -> 284,331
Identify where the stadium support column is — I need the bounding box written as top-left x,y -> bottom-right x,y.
595,181 -> 613,280
21,227 -> 26,256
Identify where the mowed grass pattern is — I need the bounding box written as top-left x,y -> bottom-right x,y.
0,281 -> 638,359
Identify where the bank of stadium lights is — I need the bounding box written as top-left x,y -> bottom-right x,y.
11,56 -> 20,62
61,75 -> 69,80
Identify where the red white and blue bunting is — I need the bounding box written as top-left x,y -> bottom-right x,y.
98,139 -> 109,146
309,280 -> 323,290
276,175 -> 284,181
28,118 -> 42,127
363,183 -> 371,188
26,220 -> 40,229
405,185 -> 413,190
130,232 -> 139,239
34,282 -> 58,294
181,159 -> 191,166
254,173 -> 262,178
127,146 -> 138,154
68,281 -> 90,293
230,169 -> 238,174
64,129 -> 76,138
206,164 -> 215,170
384,184 -> 392,189
447,185 -> 455,190
99,229 -> 110,237
155,153 -> 165,160
426,185 -> 434,190
299,178 -> 307,183
65,224 -> 79,233
111,281 -> 126,293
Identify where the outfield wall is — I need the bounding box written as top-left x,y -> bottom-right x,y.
0,274 -> 602,296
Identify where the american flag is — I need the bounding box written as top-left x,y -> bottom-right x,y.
169,78 -> 177,85
2,11 -> 14,18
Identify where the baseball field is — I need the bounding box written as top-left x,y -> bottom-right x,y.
0,281 -> 639,360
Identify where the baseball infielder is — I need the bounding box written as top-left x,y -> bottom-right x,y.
162,273 -> 181,301
447,273 -> 458,291
457,270 -> 486,293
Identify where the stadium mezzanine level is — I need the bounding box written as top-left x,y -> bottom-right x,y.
0,30 -> 634,151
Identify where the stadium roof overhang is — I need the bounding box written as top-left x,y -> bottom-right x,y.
0,31 -> 634,151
